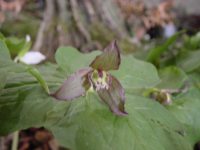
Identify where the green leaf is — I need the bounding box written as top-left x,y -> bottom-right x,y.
55,46 -> 101,73
0,39 -> 25,90
0,32 -> 5,40
0,40 -> 11,60
0,86 -> 69,135
0,55 -> 193,150
0,44 -> 195,150
49,93 -> 192,150
184,32 -> 200,50
167,88 -> 200,145
0,40 -> 10,90
0,71 -> 7,91
177,50 -> 200,72
156,66 -> 187,89
5,37 -> 26,56
112,56 -> 160,89
27,67 -> 50,94
147,32 -> 180,62
0,63 -> 68,135
188,71 -> 200,89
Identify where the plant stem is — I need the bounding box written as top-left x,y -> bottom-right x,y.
11,131 -> 19,150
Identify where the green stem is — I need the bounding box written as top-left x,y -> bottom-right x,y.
11,131 -> 19,150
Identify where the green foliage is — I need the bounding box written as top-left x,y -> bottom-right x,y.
0,40 -> 11,59
55,46 -> 101,74
147,32 -> 181,63
112,55 -> 160,89
119,38 -> 138,54
168,88 -> 200,144
1,34 -> 200,150
5,37 -> 28,56
0,33 -> 32,59
156,66 -> 187,89
184,32 -> 200,50
27,67 -> 50,94
177,50 -> 200,73
49,93 -> 192,150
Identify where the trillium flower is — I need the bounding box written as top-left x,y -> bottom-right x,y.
52,41 -> 127,116
19,51 -> 46,65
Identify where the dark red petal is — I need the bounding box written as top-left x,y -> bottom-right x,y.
51,68 -> 92,100
90,40 -> 121,71
97,75 -> 127,116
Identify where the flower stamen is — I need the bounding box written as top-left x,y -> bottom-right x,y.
89,70 -> 110,91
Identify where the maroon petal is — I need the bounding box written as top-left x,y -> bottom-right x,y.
97,75 -> 127,116
51,68 -> 92,100
90,40 -> 121,71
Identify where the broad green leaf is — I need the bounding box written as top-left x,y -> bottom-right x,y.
184,32 -> 200,50
55,46 -> 100,73
0,55 -> 193,150
188,71 -> 200,89
147,32 -> 180,62
112,56 -> 160,89
0,40 -> 25,89
0,43 -> 196,150
0,40 -> 10,90
36,63 -> 66,86
0,86 -> 69,135
0,32 -> 5,40
49,93 -> 192,150
55,47 -> 160,89
156,66 -> 187,89
167,88 -> 200,145
0,71 -> 7,91
0,50 -> 67,134
0,40 -> 11,60
27,67 -> 50,94
177,50 -> 200,72
0,63 -> 68,135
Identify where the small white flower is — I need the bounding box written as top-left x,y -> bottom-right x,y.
26,34 -> 31,42
20,51 -> 46,65
163,22 -> 176,38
